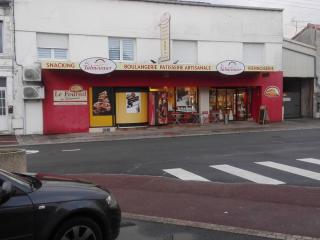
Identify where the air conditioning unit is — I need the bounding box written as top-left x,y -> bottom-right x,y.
23,86 -> 45,99
23,65 -> 41,82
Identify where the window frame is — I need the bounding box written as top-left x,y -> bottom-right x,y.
37,47 -> 68,61
108,37 -> 136,62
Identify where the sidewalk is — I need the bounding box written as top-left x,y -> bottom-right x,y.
62,174 -> 320,240
8,118 -> 320,146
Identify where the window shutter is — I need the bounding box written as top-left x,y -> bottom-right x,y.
109,38 -> 120,60
37,33 -> 68,48
53,48 -> 68,59
173,41 -> 197,64
122,39 -> 134,61
243,43 -> 264,65
37,48 -> 52,59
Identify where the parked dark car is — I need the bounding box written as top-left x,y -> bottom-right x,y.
0,169 -> 121,240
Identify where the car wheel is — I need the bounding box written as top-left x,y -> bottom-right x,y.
53,217 -> 103,240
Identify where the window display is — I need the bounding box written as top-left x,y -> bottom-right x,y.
167,88 -> 175,111
209,88 -> 217,111
176,87 -> 198,112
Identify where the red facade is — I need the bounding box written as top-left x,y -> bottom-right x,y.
42,69 -> 283,134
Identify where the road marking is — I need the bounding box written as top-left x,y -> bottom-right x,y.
61,149 -> 80,152
296,158 -> 320,165
210,164 -> 285,185
256,161 -> 320,181
163,168 -> 210,182
26,150 -> 39,154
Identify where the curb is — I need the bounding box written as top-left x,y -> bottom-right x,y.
4,125 -> 320,148
122,212 -> 319,240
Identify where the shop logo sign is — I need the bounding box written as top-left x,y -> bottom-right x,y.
217,60 -> 245,75
53,85 -> 88,105
80,57 -> 116,75
264,86 -> 280,98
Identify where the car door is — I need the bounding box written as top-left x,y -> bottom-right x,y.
0,178 -> 34,240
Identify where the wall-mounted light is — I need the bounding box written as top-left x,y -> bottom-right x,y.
150,59 -> 157,64
173,60 -> 179,64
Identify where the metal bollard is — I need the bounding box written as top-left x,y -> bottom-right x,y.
224,113 -> 228,124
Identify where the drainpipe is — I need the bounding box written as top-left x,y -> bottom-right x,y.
314,28 -> 320,118
11,0 -> 26,134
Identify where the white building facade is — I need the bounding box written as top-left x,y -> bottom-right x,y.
13,0 -> 283,134
0,0 -> 14,134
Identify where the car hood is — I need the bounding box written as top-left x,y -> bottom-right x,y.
28,177 -> 108,204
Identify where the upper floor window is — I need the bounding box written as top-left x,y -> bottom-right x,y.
173,40 -> 197,64
243,43 -> 265,65
37,33 -> 68,60
108,37 -> 135,61
0,21 -> 3,53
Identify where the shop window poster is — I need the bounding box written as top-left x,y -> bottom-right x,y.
158,92 -> 168,124
126,92 -> 140,113
92,87 -> 114,116
176,87 -> 197,112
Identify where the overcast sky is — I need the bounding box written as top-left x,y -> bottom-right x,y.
193,0 -> 320,38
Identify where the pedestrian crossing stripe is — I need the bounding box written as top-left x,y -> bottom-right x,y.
256,161 -> 320,181
296,158 -> 320,166
163,168 -> 210,182
164,157 -> 320,184
210,164 -> 285,185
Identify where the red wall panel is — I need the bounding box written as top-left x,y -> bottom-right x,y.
42,70 -> 283,134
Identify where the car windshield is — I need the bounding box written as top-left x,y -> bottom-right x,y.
0,169 -> 40,190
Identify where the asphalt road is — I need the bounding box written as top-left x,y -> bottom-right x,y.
119,219 -> 274,240
27,128 -> 320,187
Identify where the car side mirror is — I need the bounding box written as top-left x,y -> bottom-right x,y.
0,181 -> 15,204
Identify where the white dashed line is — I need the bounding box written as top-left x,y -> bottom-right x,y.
61,149 -> 81,152
26,150 -> 39,154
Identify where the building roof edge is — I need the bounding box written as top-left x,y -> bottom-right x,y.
120,0 -> 284,11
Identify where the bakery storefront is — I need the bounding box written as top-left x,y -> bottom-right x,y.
41,59 -> 282,134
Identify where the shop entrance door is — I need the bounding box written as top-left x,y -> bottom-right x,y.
210,88 -> 251,121
236,88 -> 248,120
0,87 -> 8,132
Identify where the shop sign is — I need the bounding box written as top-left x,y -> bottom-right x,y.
41,60 -> 276,73
79,57 -> 116,75
53,85 -> 88,105
41,61 -> 79,70
116,63 -> 214,71
264,86 -> 280,98
246,65 -> 275,71
160,12 -> 171,62
216,60 -> 245,75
